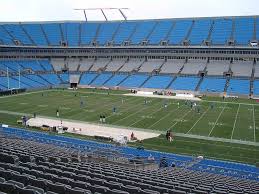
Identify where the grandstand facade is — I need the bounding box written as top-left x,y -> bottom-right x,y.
0,15 -> 259,96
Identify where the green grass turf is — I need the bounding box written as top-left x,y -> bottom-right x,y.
0,89 -> 259,164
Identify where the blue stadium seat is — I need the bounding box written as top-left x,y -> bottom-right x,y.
148,20 -> 173,44
210,18 -> 232,45
80,23 -> 99,45
254,80 -> 259,95
188,19 -> 212,45
23,24 -> 48,46
234,18 -> 254,45
80,73 -> 98,85
120,74 -> 149,88
199,77 -> 226,92
95,22 -> 120,45
130,21 -> 156,44
91,73 -> 113,86
167,20 -> 192,45
104,74 -> 128,87
61,23 -> 80,46
42,23 -> 62,46
113,22 -> 137,45
3,24 -> 33,45
227,79 -> 250,95
142,75 -> 173,89
169,76 -> 199,90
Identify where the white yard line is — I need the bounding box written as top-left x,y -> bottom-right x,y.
129,104 -> 167,127
186,107 -> 210,134
113,101 -> 161,124
147,104 -> 184,129
168,109 -> 192,130
231,104 -> 241,140
105,97 -> 147,119
253,105 -> 256,142
208,105 -> 226,137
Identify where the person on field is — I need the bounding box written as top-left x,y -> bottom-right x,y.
56,109 -> 59,117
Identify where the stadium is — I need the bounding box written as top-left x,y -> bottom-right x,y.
0,2 -> 259,193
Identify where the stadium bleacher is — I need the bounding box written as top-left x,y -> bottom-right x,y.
0,127 -> 257,194
0,15 -> 258,194
199,77 -> 226,93
227,78 -> 250,95
0,16 -> 257,47
169,76 -> 200,91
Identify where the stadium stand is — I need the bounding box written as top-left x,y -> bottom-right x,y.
113,21 -> 137,45
41,23 -> 63,46
78,73 -> 97,85
254,80 -> 259,95
0,15 -> 259,194
167,20 -> 192,45
118,58 -> 144,72
231,60 -> 253,77
79,58 -> 95,72
142,75 -> 174,89
138,59 -> 164,73
105,59 -> 127,72
120,74 -> 149,88
148,20 -> 174,45
188,19 -> 212,45
227,78 -> 250,95
199,77 -> 226,93
169,77 -> 200,91
206,60 -> 230,76
160,59 -> 185,74
91,73 -> 113,86
0,127 -> 257,194
80,23 -> 99,45
210,18 -> 232,45
90,59 -> 111,72
23,24 -> 48,46
180,59 -> 207,75
103,74 -> 128,87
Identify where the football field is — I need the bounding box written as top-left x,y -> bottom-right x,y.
0,89 -> 259,143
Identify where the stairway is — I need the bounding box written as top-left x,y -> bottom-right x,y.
224,77 -> 230,93
145,21 -> 158,41
184,20 -> 195,41
20,23 -> 36,45
139,75 -> 152,88
40,24 -> 50,46
88,73 -> 100,85
250,60 -> 256,96
102,74 -> 115,86
59,23 -> 65,43
195,76 -> 204,91
166,76 -> 177,89
206,20 -> 215,42
117,74 -> 130,86
164,21 -> 176,41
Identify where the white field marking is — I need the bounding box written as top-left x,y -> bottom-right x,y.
129,103 -> 169,127
37,105 -> 48,107
253,105 -> 256,142
208,105 -> 226,136
231,103 -> 241,140
20,103 -> 28,105
186,107 -> 210,134
147,104 -> 184,129
168,109 -> 192,130
62,95 -> 134,117
113,100 -> 162,124
105,97 -> 154,119
59,107 -> 71,110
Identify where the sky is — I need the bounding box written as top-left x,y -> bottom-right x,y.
0,0 -> 258,22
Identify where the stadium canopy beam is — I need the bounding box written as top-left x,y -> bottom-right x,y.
74,8 -> 129,21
